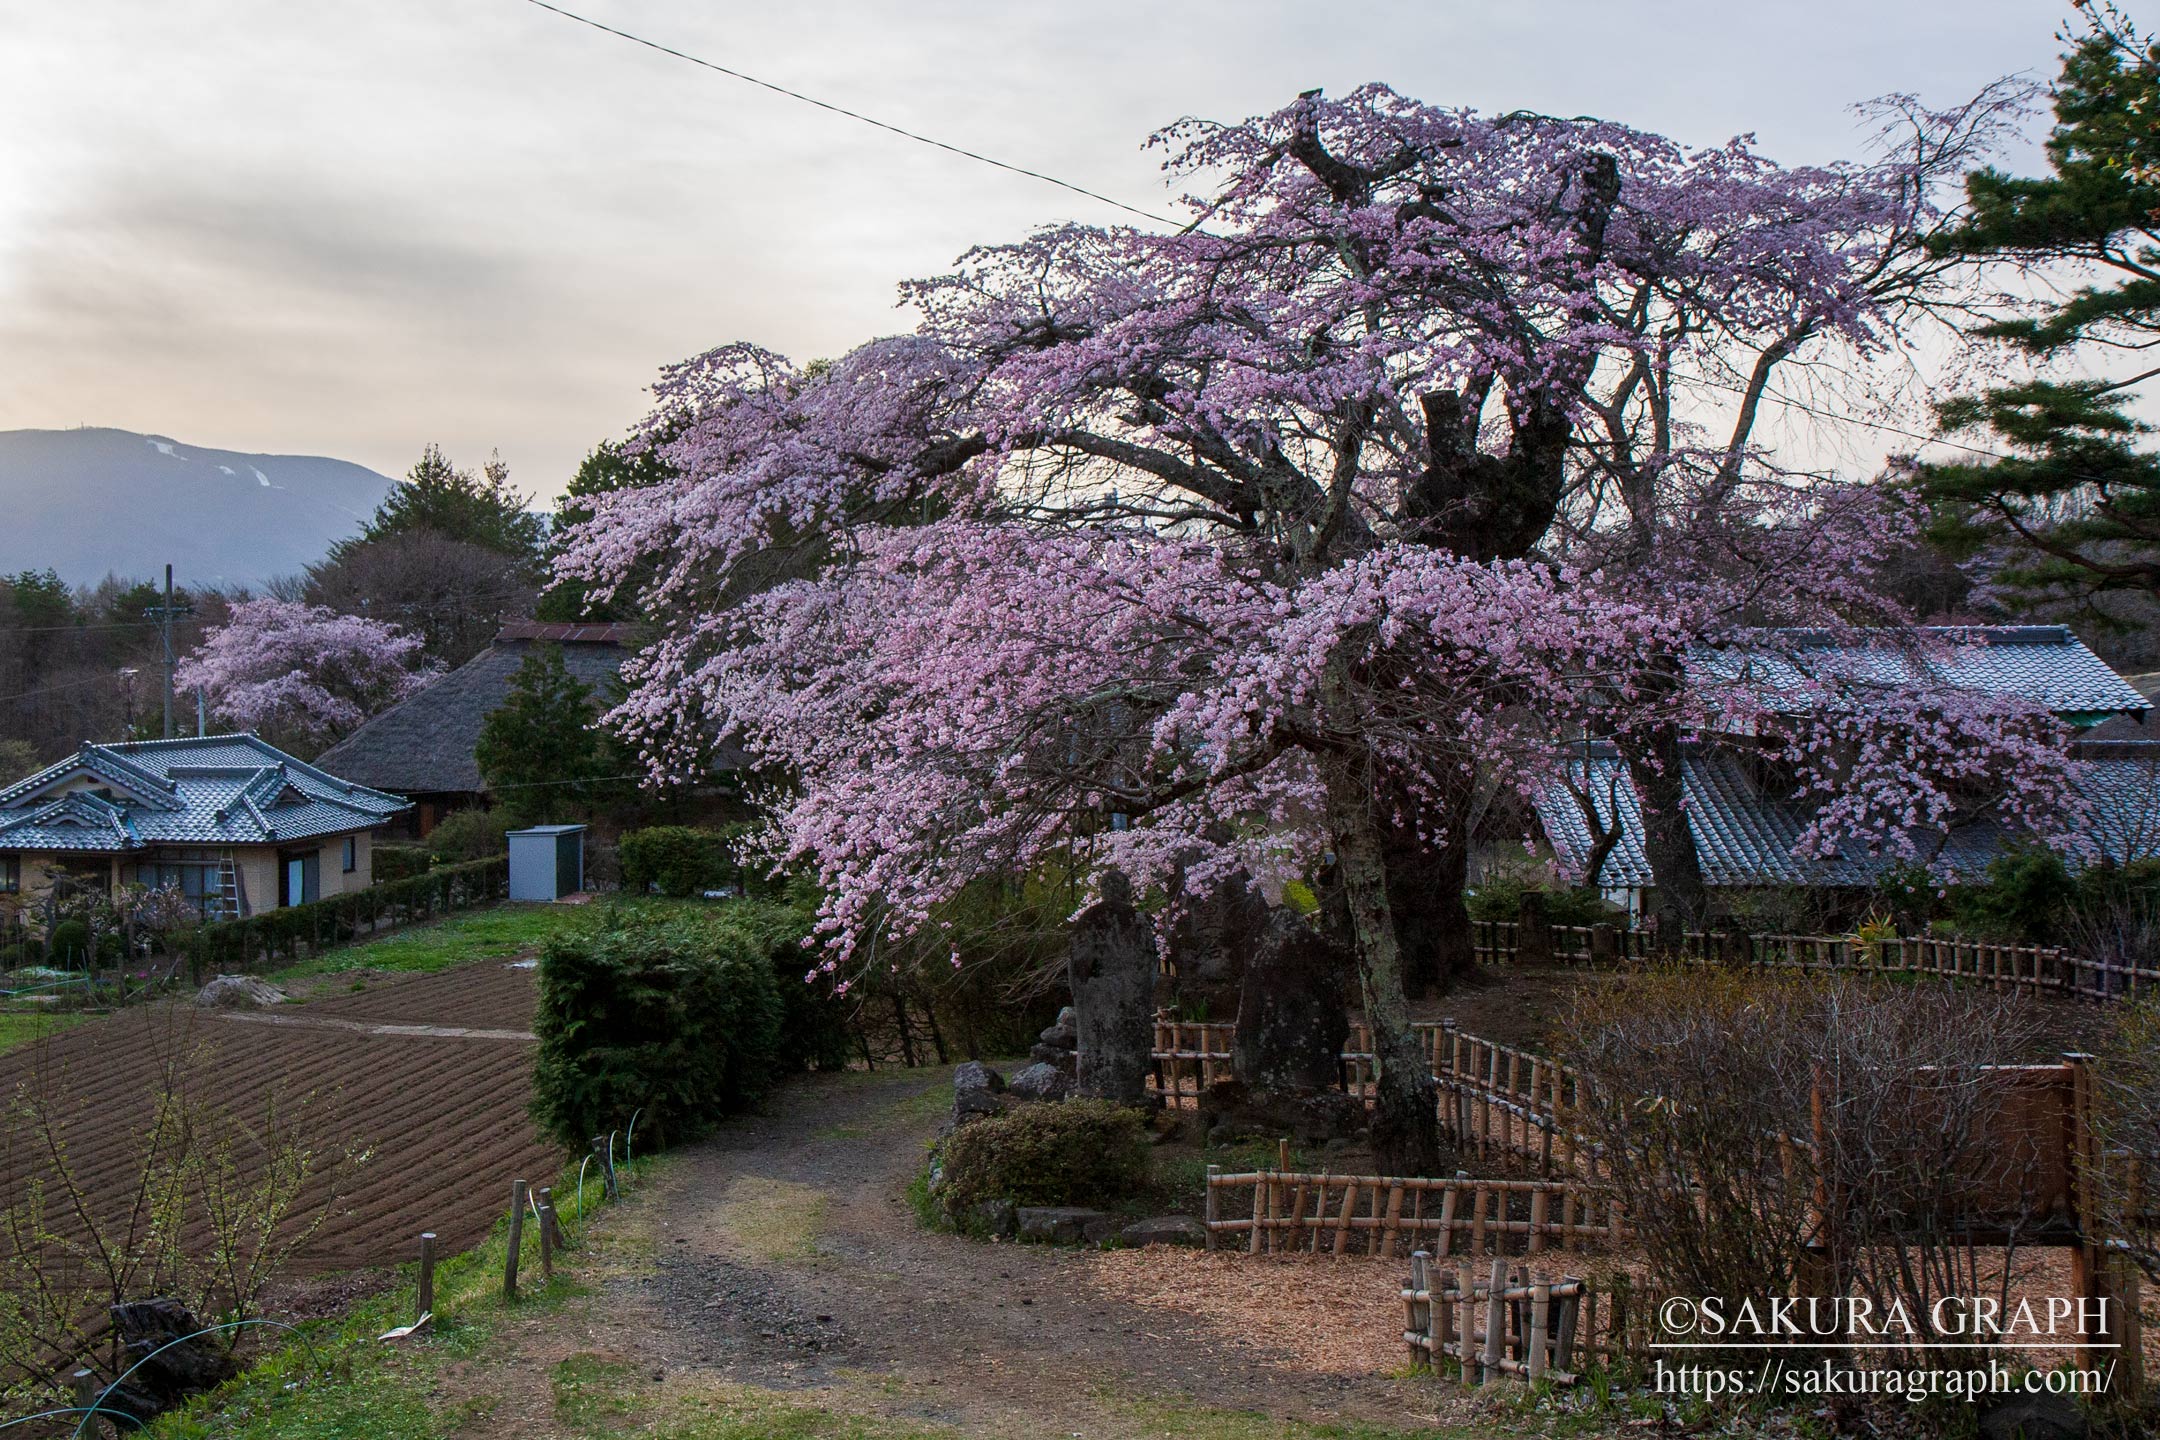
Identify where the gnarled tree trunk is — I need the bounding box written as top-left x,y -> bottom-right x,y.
1318,747 -> 1441,1175
1616,659 -> 1708,945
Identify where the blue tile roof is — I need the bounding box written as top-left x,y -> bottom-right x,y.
1535,741 -> 2160,889
1689,626 -> 2151,721
0,734 -> 407,853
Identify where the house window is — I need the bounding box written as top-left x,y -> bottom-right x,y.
0,856 -> 16,893
342,836 -> 357,873
140,856 -> 225,920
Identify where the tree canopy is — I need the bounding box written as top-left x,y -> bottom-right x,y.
1921,3 -> 2160,610
555,82 -> 2074,1172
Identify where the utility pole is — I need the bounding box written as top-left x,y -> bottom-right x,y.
143,564 -> 193,740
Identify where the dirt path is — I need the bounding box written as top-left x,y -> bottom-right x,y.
446,1066 -> 1500,1439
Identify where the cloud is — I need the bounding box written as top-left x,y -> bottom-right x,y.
0,0 -> 2067,498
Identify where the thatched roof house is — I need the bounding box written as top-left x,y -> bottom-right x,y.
316,621 -> 645,835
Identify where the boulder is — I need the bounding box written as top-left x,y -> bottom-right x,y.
954,1060 -> 1006,1093
1006,1062 -> 1072,1103
193,974 -> 285,1010
1017,1206 -> 1117,1245
1200,1078 -> 1366,1146
1977,1394 -> 2088,1440
95,1297 -> 241,1424
952,1061 -> 1008,1124
1068,873 -> 1158,1105
1120,1215 -> 1207,1247
1029,1007 -> 1080,1074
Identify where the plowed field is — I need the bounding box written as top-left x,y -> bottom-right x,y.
0,959 -> 562,1274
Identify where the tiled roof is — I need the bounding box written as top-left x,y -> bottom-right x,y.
493,620 -> 644,645
1535,741 -> 2160,889
1689,626 -> 2151,720
0,734 -> 407,853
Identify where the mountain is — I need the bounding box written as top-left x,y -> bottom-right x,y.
0,427 -> 397,588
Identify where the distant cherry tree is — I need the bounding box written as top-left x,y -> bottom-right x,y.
177,597 -> 435,749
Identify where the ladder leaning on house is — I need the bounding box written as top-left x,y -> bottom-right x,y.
215,854 -> 245,921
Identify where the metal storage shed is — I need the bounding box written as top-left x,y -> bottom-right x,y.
507,824 -> 585,902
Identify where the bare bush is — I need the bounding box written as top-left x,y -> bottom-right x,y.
0,1021 -> 360,1410
1560,971 -> 2044,1364
2095,996 -> 2160,1285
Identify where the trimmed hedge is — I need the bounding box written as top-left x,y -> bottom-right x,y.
372,844 -> 435,883
618,825 -> 751,898
937,1100 -> 1151,1216
531,909 -> 783,1149
175,856 -> 509,978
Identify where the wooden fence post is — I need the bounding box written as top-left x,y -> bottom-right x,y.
1407,1250 -> 1431,1368
592,1136 -> 617,1200
505,1179 -> 528,1300
417,1231 -> 437,1319
538,1200 -> 556,1283
72,1368 -> 106,1439
1480,1257 -> 1507,1384
1204,1165 -> 1219,1251
1527,1281 -> 1551,1382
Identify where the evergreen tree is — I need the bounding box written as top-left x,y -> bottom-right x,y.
474,646 -> 622,820
337,445 -> 546,566
1921,4 -> 2160,607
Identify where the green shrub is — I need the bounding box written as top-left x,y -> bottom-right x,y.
1465,874 -> 1617,927
372,844 -> 434,883
47,920 -> 90,967
1951,849 -> 2076,943
720,895 -> 856,1073
937,1100 -> 1151,1215
425,808 -> 508,863
616,825 -> 748,898
531,910 -> 784,1149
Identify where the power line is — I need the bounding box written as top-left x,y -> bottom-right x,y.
516,0 -> 1181,229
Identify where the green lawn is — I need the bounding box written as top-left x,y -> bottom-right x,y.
274,904 -> 590,981
0,1009 -> 86,1055
273,896 -> 719,983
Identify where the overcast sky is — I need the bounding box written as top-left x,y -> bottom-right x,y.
0,1 -> 2079,504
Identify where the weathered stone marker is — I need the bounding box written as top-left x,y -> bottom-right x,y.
1231,909 -> 1350,1095
1068,870 -> 1158,1105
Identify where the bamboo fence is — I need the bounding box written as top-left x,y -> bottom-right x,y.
1401,1253 -> 1657,1384
1203,1162 -> 1627,1258
1463,918 -> 2160,1000
1152,1016 -> 1596,1176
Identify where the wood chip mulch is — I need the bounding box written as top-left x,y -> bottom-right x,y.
1079,1249 -> 1410,1377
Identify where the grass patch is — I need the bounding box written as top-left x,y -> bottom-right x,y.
0,1009 -> 86,1054
1105,1390 -> 1486,1439
554,1351 -> 650,1434
274,896 -> 715,983
654,1381 -> 954,1440
720,1176 -> 829,1259
275,903 -> 577,981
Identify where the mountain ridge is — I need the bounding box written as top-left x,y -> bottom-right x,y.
0,427 -> 397,588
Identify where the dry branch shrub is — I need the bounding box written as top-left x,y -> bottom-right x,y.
1561,971 -> 1822,1311
0,1028 -> 359,1405
2096,996 -> 2160,1284
1559,970 -> 2042,1362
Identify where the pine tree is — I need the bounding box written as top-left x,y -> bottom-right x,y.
1921,3 -> 2160,606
